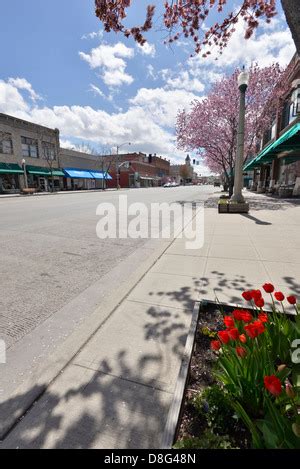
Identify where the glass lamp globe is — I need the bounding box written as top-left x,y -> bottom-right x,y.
238,70 -> 250,88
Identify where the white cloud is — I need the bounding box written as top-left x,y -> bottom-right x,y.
163,70 -> 205,93
8,77 -> 41,101
79,42 -> 134,87
89,84 -> 105,98
129,87 -> 198,127
81,31 -> 104,40
189,14 -> 295,70
137,42 -> 156,57
146,64 -> 158,80
0,80 -> 30,114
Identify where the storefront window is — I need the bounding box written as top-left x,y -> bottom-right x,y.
0,174 -> 20,192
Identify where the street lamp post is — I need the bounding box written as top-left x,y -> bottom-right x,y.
22,158 -> 28,189
116,142 -> 131,190
231,68 -> 250,204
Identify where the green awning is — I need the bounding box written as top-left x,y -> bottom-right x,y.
26,165 -> 51,176
244,122 -> 300,171
26,166 -> 64,177
51,169 -> 65,177
0,163 -> 24,174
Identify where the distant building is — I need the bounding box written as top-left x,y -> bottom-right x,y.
104,152 -> 170,188
170,154 -> 194,184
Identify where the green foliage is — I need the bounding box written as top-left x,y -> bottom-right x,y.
200,326 -> 217,339
193,385 -> 236,434
174,430 -> 237,449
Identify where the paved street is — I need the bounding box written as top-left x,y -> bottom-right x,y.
0,186 -> 214,403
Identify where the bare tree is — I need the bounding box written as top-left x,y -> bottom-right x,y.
97,146 -> 113,190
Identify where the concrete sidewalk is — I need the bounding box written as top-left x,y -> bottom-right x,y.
2,191 -> 300,448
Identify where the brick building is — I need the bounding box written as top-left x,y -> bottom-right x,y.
105,152 -> 170,188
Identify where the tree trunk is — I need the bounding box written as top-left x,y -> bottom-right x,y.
281,0 -> 300,55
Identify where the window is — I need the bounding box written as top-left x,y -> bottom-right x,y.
42,142 -> 56,161
0,134 -> 13,155
281,101 -> 290,131
21,136 -> 39,158
271,119 -> 277,140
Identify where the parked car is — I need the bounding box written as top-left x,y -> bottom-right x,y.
164,182 -> 172,187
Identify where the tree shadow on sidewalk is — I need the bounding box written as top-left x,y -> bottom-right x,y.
0,349 -> 169,449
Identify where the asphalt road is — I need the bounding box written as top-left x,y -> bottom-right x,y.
0,185 -> 215,399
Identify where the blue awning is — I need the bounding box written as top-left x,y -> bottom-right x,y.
90,171 -> 112,180
63,168 -> 94,179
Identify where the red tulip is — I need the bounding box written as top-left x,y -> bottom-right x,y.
240,310 -> 253,323
242,291 -> 252,302
228,328 -> 239,341
245,320 -> 265,339
275,291 -> 285,302
258,312 -> 268,323
218,330 -> 230,344
251,289 -> 262,301
264,375 -> 282,396
233,309 -> 253,323
263,283 -> 275,294
287,295 -> 297,305
252,320 -> 265,335
211,340 -> 221,351
255,297 -> 265,309
224,316 -> 234,329
233,309 -> 243,321
239,334 -> 247,343
236,346 -> 247,358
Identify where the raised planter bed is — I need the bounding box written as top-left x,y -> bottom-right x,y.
218,199 -> 249,213
162,297 -> 299,449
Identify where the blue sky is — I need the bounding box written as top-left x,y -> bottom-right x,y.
0,0 -> 295,174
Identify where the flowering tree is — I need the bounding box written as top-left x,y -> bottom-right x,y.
95,1 -> 300,56
176,64 -> 284,195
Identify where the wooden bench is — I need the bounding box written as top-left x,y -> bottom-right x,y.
21,188 -> 36,195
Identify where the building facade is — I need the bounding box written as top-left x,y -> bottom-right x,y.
0,113 -> 112,194
244,54 -> 300,197
0,113 -> 61,193
105,152 -> 170,188
170,155 -> 194,184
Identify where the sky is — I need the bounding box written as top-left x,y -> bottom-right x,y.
0,0 -> 296,175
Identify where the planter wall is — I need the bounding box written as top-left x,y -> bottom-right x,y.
218,202 -> 250,213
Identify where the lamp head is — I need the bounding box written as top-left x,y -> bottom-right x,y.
238,68 -> 250,90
